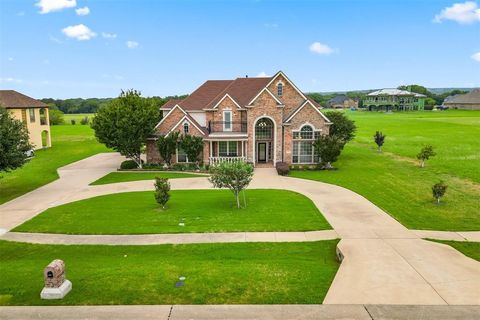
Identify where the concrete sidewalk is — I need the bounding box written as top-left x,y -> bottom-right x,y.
1,305 -> 479,320
0,230 -> 339,245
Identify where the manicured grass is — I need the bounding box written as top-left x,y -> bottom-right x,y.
290,110 -> 480,231
0,123 -> 109,205
0,240 -> 340,305
90,172 -> 208,185
64,113 -> 95,125
14,189 -> 331,234
428,240 -> 480,262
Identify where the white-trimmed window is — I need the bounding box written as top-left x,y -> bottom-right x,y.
177,147 -> 188,163
223,110 -> 232,131
292,125 -> 320,164
277,83 -> 283,96
29,109 -> 35,123
218,141 -> 237,157
183,122 -> 189,134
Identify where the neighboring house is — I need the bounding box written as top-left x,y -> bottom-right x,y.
327,95 -> 358,109
0,90 -> 51,149
363,89 -> 426,111
442,89 -> 480,110
147,71 -> 331,167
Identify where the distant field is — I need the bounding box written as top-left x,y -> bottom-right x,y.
0,116 -> 109,205
63,113 -> 95,125
291,110 -> 480,231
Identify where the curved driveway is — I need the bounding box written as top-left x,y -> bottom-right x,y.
0,153 -> 479,305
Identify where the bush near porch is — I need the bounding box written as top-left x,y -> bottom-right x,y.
14,189 -> 332,234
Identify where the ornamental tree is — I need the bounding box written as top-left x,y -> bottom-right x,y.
417,145 -> 436,168
154,177 -> 170,209
432,181 -> 447,204
91,90 -> 160,168
313,135 -> 343,169
156,132 -> 179,167
324,111 -> 357,145
180,134 -> 204,166
209,161 -> 254,209
374,131 -> 386,152
0,107 -> 33,173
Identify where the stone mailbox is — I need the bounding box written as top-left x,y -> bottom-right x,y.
40,259 -> 72,299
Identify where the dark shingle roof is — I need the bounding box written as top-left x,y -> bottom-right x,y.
444,89 -> 480,104
0,90 -> 48,109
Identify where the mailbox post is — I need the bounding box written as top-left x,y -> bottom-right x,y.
40,259 -> 72,299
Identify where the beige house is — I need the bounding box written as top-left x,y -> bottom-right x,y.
0,90 -> 51,149
147,71 -> 331,167
326,95 -> 359,109
442,89 -> 480,110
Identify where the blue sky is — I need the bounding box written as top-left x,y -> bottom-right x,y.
0,0 -> 479,98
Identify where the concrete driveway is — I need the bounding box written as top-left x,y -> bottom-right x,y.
0,153 -> 479,305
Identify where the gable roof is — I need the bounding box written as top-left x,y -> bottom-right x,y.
327,95 -> 351,104
161,98 -> 183,110
284,100 -> 331,123
443,89 -> 480,104
0,90 -> 48,109
178,80 -> 233,111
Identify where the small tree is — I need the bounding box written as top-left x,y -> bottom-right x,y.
417,145 -> 436,168
156,132 -> 179,167
180,134 -> 204,166
324,111 -> 357,145
48,109 -> 65,125
154,177 -> 170,209
313,135 -> 343,169
432,181 -> 447,204
209,161 -> 254,209
374,131 -> 386,152
91,89 -> 160,168
0,107 -> 33,173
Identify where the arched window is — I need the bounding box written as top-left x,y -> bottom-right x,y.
183,122 -> 189,134
277,83 -> 283,96
300,125 -> 313,139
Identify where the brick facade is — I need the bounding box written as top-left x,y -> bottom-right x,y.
146,71 -> 331,166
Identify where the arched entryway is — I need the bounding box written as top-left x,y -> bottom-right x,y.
41,130 -> 50,148
253,117 -> 275,165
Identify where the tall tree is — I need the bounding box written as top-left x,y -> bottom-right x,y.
0,107 -> 33,172
180,134 -> 203,165
324,111 -> 357,145
91,90 -> 160,168
313,135 -> 343,169
156,132 -> 179,167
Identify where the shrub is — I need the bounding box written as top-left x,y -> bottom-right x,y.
276,162 -> 289,176
70,119 -> 76,125
120,160 -> 139,170
432,181 -> 448,204
154,177 -> 170,209
179,134 -> 204,166
313,135 -> 344,169
373,131 -> 386,152
209,161 -> 254,208
49,109 -> 65,125
80,116 -> 89,125
172,163 -> 187,171
143,163 -> 163,170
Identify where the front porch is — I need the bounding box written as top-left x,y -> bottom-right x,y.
206,139 -> 248,165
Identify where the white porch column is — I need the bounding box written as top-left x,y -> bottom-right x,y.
209,141 -> 213,157
241,141 -> 244,157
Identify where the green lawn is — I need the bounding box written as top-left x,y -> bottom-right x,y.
0,240 -> 340,305
14,189 -> 331,234
0,123 -> 109,205
428,240 -> 480,262
290,110 -> 480,231
63,113 -> 94,125
90,172 -> 208,185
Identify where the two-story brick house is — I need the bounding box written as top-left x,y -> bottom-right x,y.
146,71 -> 331,167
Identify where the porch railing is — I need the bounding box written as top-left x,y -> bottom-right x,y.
208,121 -> 247,133
209,156 -> 247,166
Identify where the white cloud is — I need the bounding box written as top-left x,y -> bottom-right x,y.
8,57 -> 14,61
75,6 -> 90,16
256,71 -> 269,77
433,1 -> 480,24
102,32 -> 117,39
62,24 -> 96,41
126,40 -> 139,49
309,41 -> 335,55
471,51 -> 480,61
0,77 -> 22,84
36,0 -> 76,14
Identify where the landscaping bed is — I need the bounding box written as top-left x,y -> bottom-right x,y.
90,171 -> 207,185
0,240 -> 340,305
13,189 -> 331,234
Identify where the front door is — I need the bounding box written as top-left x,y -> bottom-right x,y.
258,142 -> 267,162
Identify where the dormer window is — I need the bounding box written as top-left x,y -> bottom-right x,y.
183,122 -> 189,134
277,83 -> 283,96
